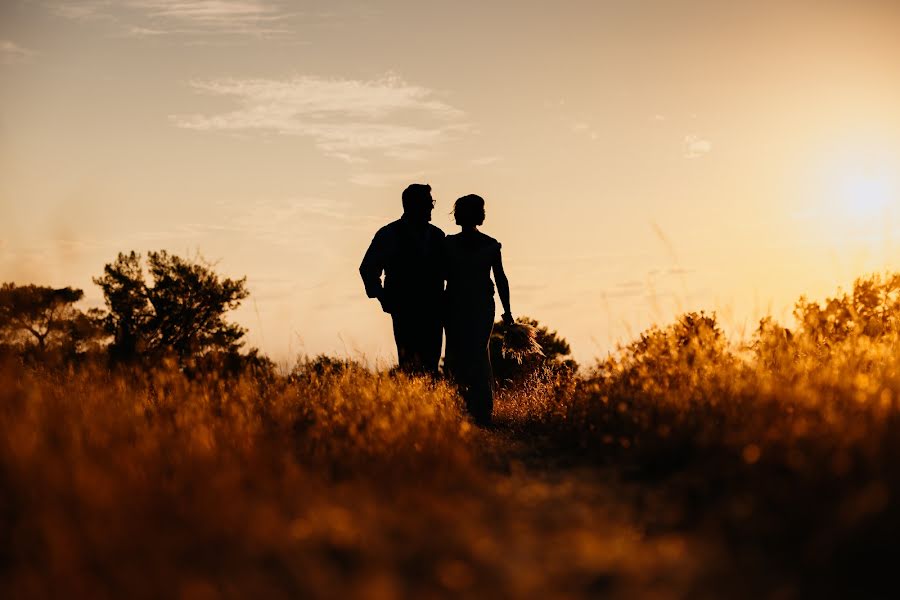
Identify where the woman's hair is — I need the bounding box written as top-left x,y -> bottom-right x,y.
453,194 -> 486,227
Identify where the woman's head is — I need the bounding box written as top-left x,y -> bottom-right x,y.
453,194 -> 486,227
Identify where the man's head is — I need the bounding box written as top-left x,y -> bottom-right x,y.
401,183 -> 434,223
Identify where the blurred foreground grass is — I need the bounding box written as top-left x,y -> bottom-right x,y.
3,273 -> 900,599
2,362 -> 690,599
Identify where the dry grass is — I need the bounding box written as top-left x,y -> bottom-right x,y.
0,360 -> 700,599
546,276 -> 900,597
499,321 -> 545,363
3,273 -> 900,599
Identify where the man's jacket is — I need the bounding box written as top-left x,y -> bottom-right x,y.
359,217 -> 445,314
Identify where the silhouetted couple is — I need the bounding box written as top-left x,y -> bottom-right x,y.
360,183 -> 513,426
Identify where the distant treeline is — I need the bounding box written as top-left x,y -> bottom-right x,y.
0,250 -> 577,381
0,250 -> 267,374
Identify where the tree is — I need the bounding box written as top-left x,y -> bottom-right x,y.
0,283 -> 102,354
794,272 -> 900,344
93,251 -> 249,362
489,316 -> 577,385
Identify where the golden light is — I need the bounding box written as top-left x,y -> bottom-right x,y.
798,143 -> 900,264
811,141 -> 900,235
836,171 -> 894,222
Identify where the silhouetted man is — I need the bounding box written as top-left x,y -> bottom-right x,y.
360,184 -> 445,376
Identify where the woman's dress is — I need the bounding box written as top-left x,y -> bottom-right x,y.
443,231 -> 501,424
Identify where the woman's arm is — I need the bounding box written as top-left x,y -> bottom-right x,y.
492,245 -> 513,323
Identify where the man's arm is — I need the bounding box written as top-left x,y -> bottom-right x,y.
432,226 -> 448,292
359,228 -> 389,300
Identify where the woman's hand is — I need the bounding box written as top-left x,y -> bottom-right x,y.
502,312 -> 515,326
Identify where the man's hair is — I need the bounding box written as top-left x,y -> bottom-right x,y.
402,183 -> 432,212
453,194 -> 486,227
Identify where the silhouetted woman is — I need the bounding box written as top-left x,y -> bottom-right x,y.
443,194 -> 513,426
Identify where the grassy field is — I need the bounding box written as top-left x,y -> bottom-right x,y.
3,274 -> 900,599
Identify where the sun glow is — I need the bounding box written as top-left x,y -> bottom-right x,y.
837,171 -> 894,221
797,145 -> 900,268
810,142 -> 900,235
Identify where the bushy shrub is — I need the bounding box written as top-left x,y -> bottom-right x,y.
490,317 -> 578,386
537,273 -> 900,596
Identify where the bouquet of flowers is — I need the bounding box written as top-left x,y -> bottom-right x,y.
500,318 -> 544,364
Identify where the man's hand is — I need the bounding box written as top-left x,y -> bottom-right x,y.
377,290 -> 392,314
502,312 -> 514,326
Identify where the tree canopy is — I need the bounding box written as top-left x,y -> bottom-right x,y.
93,251 -> 249,362
0,283 -> 103,355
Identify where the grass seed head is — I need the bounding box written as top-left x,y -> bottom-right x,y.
501,321 -> 545,364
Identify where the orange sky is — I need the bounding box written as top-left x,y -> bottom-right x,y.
2,0 -> 899,366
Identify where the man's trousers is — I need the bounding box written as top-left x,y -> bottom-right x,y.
391,309 -> 442,376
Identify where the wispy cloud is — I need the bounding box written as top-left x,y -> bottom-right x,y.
51,0 -> 296,36
684,134 -> 712,159
349,171 -> 429,188
470,156 -> 503,167
230,198 -> 382,235
604,280 -> 646,299
0,40 -> 37,64
136,0 -> 292,34
172,74 -> 468,162
570,121 -> 590,132
133,197 -> 383,248
50,2 -> 113,21
569,120 -> 598,141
